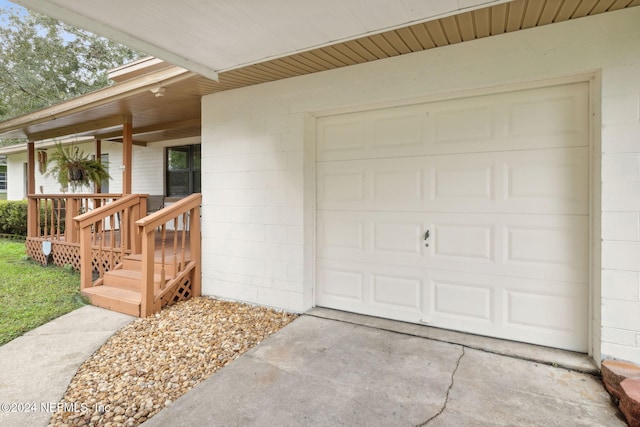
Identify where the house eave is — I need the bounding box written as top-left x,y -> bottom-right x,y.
0,66 -> 196,141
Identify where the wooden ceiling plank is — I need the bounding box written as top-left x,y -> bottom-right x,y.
609,0 -> 634,9
506,0 -> 527,31
343,40 -> 378,61
522,0 -> 547,28
572,0 -> 600,17
395,26 -> 424,52
381,31 -> 412,55
455,12 -> 477,41
267,58 -> 307,76
27,115 -> 127,141
298,51 -> 339,69
309,49 -> 348,68
250,62 -> 293,79
440,16 -> 462,44
277,57 -> 317,74
233,64 -> 279,81
589,0 -> 617,13
332,43 -> 369,63
556,0 -> 581,20
221,69 -> 266,85
473,7 -> 491,38
410,23 -> 437,49
354,37 -> 388,59
489,3 -> 508,35
424,20 -> 450,46
538,0 -> 564,24
284,53 -> 328,72
323,46 -> 359,66
368,33 -> 401,56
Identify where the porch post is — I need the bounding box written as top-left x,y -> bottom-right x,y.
27,141 -> 37,238
122,116 -> 133,195
95,139 -> 102,194
27,141 -> 35,195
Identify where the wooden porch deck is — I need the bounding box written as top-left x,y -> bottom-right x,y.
27,193 -> 202,317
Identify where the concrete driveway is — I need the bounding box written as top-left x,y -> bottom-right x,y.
146,309 -> 624,426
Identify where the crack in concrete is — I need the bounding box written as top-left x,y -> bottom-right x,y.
416,346 -> 465,427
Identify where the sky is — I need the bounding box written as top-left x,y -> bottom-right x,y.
0,0 -> 27,27
0,0 -> 25,14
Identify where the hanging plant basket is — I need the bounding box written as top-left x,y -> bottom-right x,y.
45,143 -> 111,192
68,165 -> 86,182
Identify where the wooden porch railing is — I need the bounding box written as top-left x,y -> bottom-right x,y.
74,194 -> 148,291
27,193 -> 123,241
135,193 -> 202,316
26,193 -> 123,268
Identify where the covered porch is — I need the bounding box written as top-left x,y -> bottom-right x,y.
0,58 -> 216,317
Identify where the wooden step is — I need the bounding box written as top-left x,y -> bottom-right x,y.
83,285 -> 140,317
122,254 -> 188,276
103,268 -> 174,293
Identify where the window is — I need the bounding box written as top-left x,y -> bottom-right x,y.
0,171 -> 6,192
166,144 -> 201,196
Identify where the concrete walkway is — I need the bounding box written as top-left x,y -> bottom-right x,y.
0,305 -> 625,426
148,310 -> 625,427
0,306 -> 134,427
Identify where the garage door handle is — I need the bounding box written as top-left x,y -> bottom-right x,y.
424,230 -> 430,247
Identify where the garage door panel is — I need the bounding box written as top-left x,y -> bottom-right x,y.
432,161 -> 494,200
423,270 -> 587,351
318,170 -> 365,203
317,259 -> 424,322
317,82 -> 588,162
317,215 -> 365,251
316,82 -> 589,351
430,277 -> 494,323
319,211 -> 587,282
373,221 -> 423,255
502,147 -> 589,215
432,223 -> 494,262
431,104 -> 495,144
318,265 -> 364,301
429,213 -> 587,282
317,116 -> 365,153
504,85 -> 588,140
318,148 -> 587,214
502,215 -> 589,282
318,210 -> 426,266
501,278 -> 588,351
371,109 -> 425,149
372,169 -> 423,202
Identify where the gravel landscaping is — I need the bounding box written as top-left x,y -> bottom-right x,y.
48,297 -> 298,426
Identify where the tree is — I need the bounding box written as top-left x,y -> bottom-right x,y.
0,5 -> 142,130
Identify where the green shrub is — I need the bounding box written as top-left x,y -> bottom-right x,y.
0,200 -> 68,237
0,200 -> 28,236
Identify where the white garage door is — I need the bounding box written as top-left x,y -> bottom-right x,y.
316,83 -> 590,352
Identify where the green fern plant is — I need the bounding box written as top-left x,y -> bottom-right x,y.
45,143 -> 111,192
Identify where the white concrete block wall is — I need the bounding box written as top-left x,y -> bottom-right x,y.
201,7 -> 640,362
6,152 -> 27,200
600,61 -> 640,363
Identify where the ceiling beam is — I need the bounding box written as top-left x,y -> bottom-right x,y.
26,115 -> 131,142
102,138 -> 148,147
95,118 -> 201,139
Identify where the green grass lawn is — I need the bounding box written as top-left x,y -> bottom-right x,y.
0,239 -> 86,345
